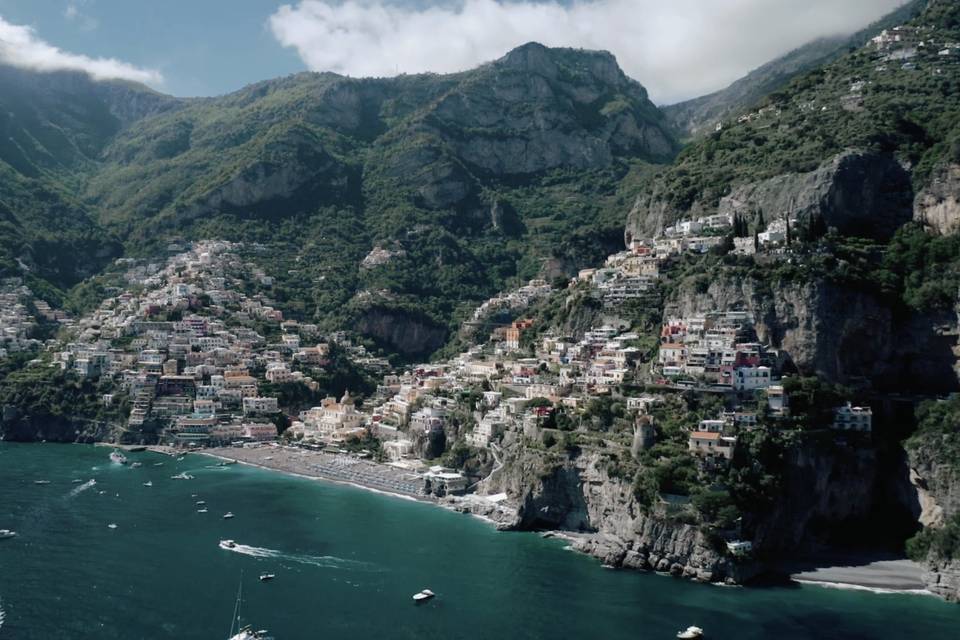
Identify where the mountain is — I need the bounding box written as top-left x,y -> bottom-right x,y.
627,0 -> 960,243
0,66 -> 181,290
0,43 -> 678,357
664,0 -> 928,138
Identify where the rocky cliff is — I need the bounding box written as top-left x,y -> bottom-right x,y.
482,447 -> 754,582
626,150 -> 913,243
907,435 -> 960,600
663,270 -> 959,391
478,440 -> 905,584
915,162 -> 960,236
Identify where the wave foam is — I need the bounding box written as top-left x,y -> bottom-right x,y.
67,479 -> 96,498
221,543 -> 374,571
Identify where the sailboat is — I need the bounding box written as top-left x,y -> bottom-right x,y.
227,571 -> 273,640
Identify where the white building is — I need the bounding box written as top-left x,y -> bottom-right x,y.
832,402 -> 872,432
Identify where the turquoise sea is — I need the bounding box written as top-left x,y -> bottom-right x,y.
1,442 -> 959,639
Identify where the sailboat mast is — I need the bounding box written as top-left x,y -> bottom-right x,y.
229,570 -> 244,637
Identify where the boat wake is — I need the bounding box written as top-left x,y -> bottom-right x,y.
67,479 -> 97,498
221,543 -> 374,571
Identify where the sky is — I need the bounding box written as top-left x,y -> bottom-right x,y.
0,0 -> 908,104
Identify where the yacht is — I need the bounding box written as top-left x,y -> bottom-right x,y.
677,626 -> 704,639
226,571 -> 273,640
259,574 -> 275,582
223,512 -> 235,520
219,539 -> 237,550
0,529 -> 16,539
110,451 -> 128,465
412,589 -> 435,603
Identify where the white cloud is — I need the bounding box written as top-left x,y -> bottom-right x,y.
0,16 -> 161,84
269,0 -> 907,104
64,1 -> 100,32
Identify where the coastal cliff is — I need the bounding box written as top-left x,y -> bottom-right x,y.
664,269 -> 959,392
477,440 -> 905,584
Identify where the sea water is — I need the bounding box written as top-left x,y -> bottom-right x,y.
1,442 -> 959,639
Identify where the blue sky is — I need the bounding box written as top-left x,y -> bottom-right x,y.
0,1 -> 907,104
0,0 -> 305,96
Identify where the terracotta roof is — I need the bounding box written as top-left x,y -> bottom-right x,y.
690,431 -> 721,441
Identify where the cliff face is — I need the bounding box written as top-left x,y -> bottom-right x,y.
907,439 -> 960,600
484,448 -> 752,582
664,272 -> 959,391
915,162 -> 960,236
482,442 -> 899,583
626,150 -> 913,243
353,306 -> 448,359
0,408 -> 119,444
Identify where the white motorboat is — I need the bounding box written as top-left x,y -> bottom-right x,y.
143,481 -> 153,487
130,462 -> 142,468
107,523 -> 118,529
223,512 -> 235,519
0,529 -> 17,539
219,539 -> 237,550
677,626 -> 704,639
412,589 -> 435,602
171,472 -> 194,480
196,500 -> 206,506
110,451 -> 128,465
33,480 -> 51,485
258,574 -> 275,582
197,508 -> 209,513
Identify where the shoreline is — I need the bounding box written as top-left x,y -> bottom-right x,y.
786,556 -> 934,597
191,445 -> 520,529
58,443 -> 945,599
198,449 -> 433,506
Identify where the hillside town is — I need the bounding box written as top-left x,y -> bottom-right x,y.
20,220 -> 874,505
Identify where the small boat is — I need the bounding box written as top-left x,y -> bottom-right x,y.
153,462 -> 165,467
170,472 -> 194,480
412,589 -> 435,602
130,462 -> 143,468
71,479 -> 83,484
0,529 -> 17,539
258,574 -> 275,582
219,460 -> 237,466
176,456 -> 185,461
219,539 -> 237,550
197,508 -> 208,513
677,626 -> 704,639
143,481 -> 153,487
223,512 -> 235,520
196,500 -> 206,506
227,570 -> 272,639
110,451 -> 128,465
33,480 -> 51,485
107,523 -> 118,529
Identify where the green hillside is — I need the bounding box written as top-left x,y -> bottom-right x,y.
663,0 -> 928,138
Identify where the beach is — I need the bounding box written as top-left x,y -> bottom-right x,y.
198,444 -> 430,500
789,555 -> 930,594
